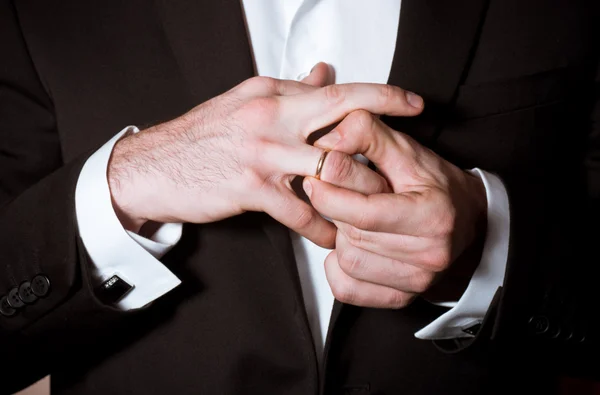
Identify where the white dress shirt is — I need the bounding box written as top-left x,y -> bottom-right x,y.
75,0 -> 510,361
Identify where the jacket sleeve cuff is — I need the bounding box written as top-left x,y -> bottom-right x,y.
414,169 -> 510,340
75,126 -> 182,310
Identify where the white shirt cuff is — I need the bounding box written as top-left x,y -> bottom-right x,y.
415,168 -> 510,340
75,125 -> 183,310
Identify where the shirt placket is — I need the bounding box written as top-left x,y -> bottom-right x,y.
279,0 -> 323,81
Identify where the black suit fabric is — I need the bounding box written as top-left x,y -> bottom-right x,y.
0,0 -> 599,394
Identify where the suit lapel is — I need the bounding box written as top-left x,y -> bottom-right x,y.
154,0 -> 255,103
260,215 -> 312,314
389,0 -> 490,102
261,215 -> 320,376
384,0 -> 490,143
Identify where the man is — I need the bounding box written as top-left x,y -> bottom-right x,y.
1,0 -> 598,394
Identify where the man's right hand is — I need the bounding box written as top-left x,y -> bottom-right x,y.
107,66 -> 424,248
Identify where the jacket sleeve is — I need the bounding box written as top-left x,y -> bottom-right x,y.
435,53 -> 600,382
0,1 -> 140,392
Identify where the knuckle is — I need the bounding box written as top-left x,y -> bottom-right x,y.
247,76 -> 276,91
389,291 -> 414,309
240,97 -> 278,122
378,84 -> 394,107
349,110 -> 375,133
293,207 -> 315,230
346,225 -> 366,247
409,272 -> 434,294
237,76 -> 260,92
356,208 -> 376,231
323,85 -> 345,105
325,152 -> 354,183
331,282 -> 356,305
338,248 -> 364,277
421,249 -> 451,272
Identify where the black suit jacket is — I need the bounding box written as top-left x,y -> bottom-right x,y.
1,0 -> 599,394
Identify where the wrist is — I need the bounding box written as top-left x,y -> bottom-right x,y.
108,132 -> 151,233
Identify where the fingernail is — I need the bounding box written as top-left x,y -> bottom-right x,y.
315,130 -> 341,149
310,62 -> 322,73
405,91 -> 424,109
303,178 -> 313,198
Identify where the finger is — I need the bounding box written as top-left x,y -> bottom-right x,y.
273,80 -> 321,96
334,221 -> 444,269
300,62 -> 331,87
317,150 -> 391,195
325,249 -> 416,309
304,177 -> 432,235
314,110 -> 404,176
262,185 -> 336,249
261,143 -> 329,178
279,83 -> 424,139
235,76 -> 320,98
335,230 -> 442,286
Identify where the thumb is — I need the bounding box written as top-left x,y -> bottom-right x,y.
301,62 -> 332,87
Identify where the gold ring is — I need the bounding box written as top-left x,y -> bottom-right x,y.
315,150 -> 330,180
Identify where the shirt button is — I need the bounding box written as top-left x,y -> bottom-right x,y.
296,71 -> 309,81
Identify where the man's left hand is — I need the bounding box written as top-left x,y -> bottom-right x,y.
304,109 -> 488,308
